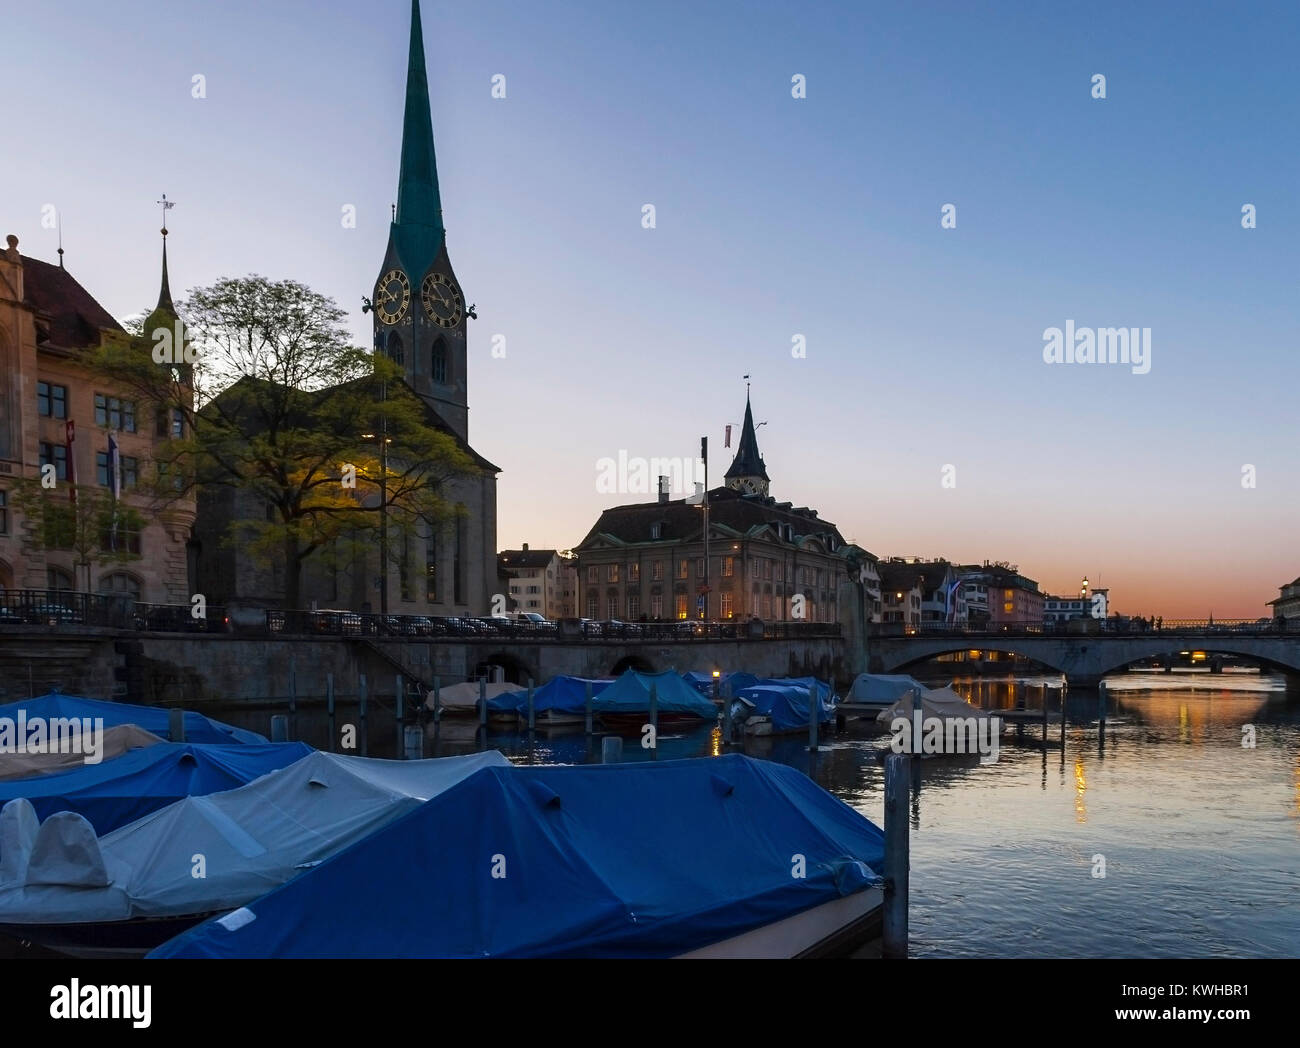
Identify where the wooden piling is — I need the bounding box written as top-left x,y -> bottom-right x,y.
649,683 -> 658,759
270,714 -> 288,743
585,681 -> 594,735
882,752 -> 910,958
403,725 -> 423,761
479,677 -> 487,729
527,676 -> 535,732
326,674 -> 336,753
432,676 -> 441,724
396,675 -> 405,759
288,658 -> 297,740
359,673 -> 368,757
168,708 -> 185,743
808,682 -> 819,752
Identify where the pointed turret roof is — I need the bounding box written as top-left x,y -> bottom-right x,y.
724,393 -> 769,482
391,0 -> 445,273
155,235 -> 174,314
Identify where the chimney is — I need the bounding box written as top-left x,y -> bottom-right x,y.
522,543 -> 529,551
658,475 -> 669,504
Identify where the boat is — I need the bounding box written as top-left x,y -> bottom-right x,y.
0,725 -> 162,782
0,750 -> 509,959
425,680 -> 526,719
148,754 -> 885,959
0,691 -> 267,744
681,671 -> 759,698
494,676 -> 614,728
0,741 -> 313,835
874,685 -> 999,759
846,673 -> 928,711
729,683 -> 835,737
592,669 -> 719,732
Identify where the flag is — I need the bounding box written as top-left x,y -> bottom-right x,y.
945,577 -> 964,621
65,420 -> 76,503
108,433 -> 121,501
724,424 -> 732,448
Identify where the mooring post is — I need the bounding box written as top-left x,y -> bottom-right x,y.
396,674 -> 405,759
721,681 -> 731,744
1041,684 -> 1048,745
270,714 -> 288,743
883,752 -> 911,958
1098,680 -> 1107,727
168,708 -> 185,743
601,736 -> 623,764
403,725 -> 423,761
649,682 -> 658,760
327,673 -> 336,753
479,677 -> 487,729
809,682 -> 819,752
585,681 -> 594,734
432,675 -> 441,723
359,673 -> 369,757
526,677 -> 535,732
288,657 -> 297,739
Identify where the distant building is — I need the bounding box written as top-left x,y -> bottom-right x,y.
0,232 -> 196,602
879,558 -> 964,626
878,561 -> 925,627
978,563 -> 1044,626
498,546 -> 576,620
574,393 -> 862,622
954,565 -> 991,627
1044,587 -> 1108,623
1268,576 -> 1300,624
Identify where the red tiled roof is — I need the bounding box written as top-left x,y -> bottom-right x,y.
21,254 -> 124,350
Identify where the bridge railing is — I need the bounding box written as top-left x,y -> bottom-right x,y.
873,617 -> 1293,638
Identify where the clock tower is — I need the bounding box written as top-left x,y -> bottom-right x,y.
373,0 -> 470,442
724,391 -> 770,496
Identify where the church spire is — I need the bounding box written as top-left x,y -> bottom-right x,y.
724,390 -> 770,495
155,234 -> 174,314
392,0 -> 445,271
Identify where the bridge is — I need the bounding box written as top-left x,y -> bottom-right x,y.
869,621 -> 1300,687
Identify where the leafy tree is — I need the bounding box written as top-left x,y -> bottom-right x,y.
10,480 -> 145,592
89,275 -> 480,609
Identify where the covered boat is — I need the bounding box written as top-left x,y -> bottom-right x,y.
874,685 -> 989,726
0,750 -> 509,958
0,725 -> 162,782
592,669 -> 718,731
755,676 -> 835,703
730,683 -> 835,737
0,692 -> 266,745
0,741 -> 312,835
494,677 -> 614,726
149,754 -> 884,959
681,671 -> 759,697
847,673 -> 927,709
425,680 -> 524,717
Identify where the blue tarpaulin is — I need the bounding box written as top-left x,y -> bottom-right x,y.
486,677 -> 613,714
681,671 -> 759,696
755,677 -> 835,703
0,742 -> 312,835
149,754 -> 884,959
0,693 -> 267,745
734,684 -> 834,732
592,670 -> 718,719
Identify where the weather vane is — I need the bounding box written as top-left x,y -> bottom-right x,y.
157,194 -> 175,236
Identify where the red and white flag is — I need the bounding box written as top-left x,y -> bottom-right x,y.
724,424 -> 732,448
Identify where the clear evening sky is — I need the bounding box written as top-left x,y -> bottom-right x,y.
5,1 -> 1296,617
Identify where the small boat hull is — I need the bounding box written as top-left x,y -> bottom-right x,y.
676,886 -> 883,958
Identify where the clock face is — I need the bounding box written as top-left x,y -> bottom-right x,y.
422,273 -> 464,328
375,270 -> 410,325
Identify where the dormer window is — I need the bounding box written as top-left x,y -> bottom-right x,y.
650,522 -> 662,540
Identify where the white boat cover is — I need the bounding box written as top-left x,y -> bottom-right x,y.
874,686 -> 992,724
0,749 -> 510,926
848,674 -> 927,706
426,681 -> 522,711
0,724 -> 163,782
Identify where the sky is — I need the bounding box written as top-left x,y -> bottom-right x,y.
4,0 -> 1297,617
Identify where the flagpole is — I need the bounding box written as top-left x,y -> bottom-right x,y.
702,436 -> 709,622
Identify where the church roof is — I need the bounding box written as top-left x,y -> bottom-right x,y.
724,393 -> 769,482
21,254 -> 124,350
575,487 -> 843,551
390,0 -> 446,275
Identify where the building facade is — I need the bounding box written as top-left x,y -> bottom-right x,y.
499,546 -> 577,620
1268,577 -> 1300,624
0,233 -> 195,603
574,395 -> 862,623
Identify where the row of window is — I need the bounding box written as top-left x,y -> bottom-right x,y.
37,443 -> 142,489
582,591 -> 835,622
586,556 -> 841,586
36,384 -> 185,438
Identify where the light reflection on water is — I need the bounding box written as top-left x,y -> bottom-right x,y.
208,671 -> 1300,958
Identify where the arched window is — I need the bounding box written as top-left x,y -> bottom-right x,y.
432,339 -> 447,385
98,572 -> 141,599
387,331 -> 404,367
46,566 -> 75,591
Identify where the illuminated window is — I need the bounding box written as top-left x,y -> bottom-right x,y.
675,593 -> 688,619
629,562 -> 639,582
1004,602 -> 1014,613
651,560 -> 663,581
607,564 -> 619,582
678,559 -> 688,579
721,593 -> 733,618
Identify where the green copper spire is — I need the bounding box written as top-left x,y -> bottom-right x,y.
392,0 -> 446,272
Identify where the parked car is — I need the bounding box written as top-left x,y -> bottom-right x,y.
310,609 -> 363,635
516,612 -> 556,632
601,619 -> 642,637
0,607 -> 25,626
578,618 -> 603,638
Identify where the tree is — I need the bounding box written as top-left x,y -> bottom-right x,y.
10,480 -> 145,592
89,275 -> 481,609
